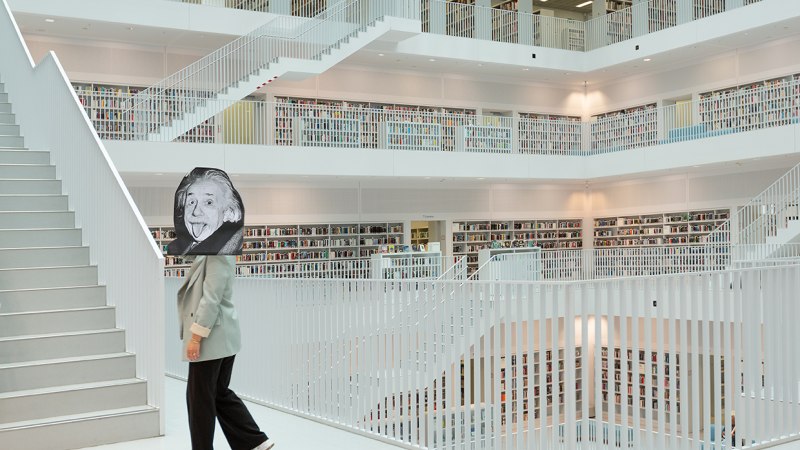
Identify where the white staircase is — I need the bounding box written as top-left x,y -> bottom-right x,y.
135,0 -> 420,142
0,81 -> 160,450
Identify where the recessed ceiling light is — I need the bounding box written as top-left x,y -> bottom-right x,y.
429,58 -> 436,62
643,58 -> 652,62
523,68 -> 530,71
478,177 -> 485,180
154,173 -> 164,176
478,63 -> 483,67
576,1 -> 592,7
44,18 -> 55,23
378,53 -> 384,56
127,26 -> 134,31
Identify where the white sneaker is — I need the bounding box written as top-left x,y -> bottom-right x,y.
253,439 -> 275,450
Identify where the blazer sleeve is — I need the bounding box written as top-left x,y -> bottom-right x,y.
189,255 -> 234,338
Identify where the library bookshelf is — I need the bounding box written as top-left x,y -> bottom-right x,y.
292,116 -> 361,147
592,209 -> 730,248
518,113 -> 582,155
699,74 -> 800,134
455,125 -> 513,153
452,219 -> 583,275
150,221 -> 404,276
380,122 -> 442,151
600,346 -> 682,420
72,82 -> 216,142
499,348 -> 583,426
590,103 -> 658,153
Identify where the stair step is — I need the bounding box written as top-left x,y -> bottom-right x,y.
0,112 -> 15,124
0,328 -> 125,364
0,123 -> 18,135
0,212 -> 76,230
0,194 -> 68,211
0,164 -> 55,179
0,353 -> 135,393
0,378 -> 147,423
0,246 -> 90,269
0,265 -> 98,290
0,178 -> 60,194
0,405 -> 160,450
0,103 -> 11,113
0,150 -> 49,164
0,228 -> 81,248
0,93 -> 7,102
0,135 -> 23,147
0,285 -> 107,313
0,306 -> 115,338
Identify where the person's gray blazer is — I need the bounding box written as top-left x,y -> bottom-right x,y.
177,255 -> 242,362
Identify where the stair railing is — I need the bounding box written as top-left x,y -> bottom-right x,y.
131,0 -> 420,140
704,161 -> 800,263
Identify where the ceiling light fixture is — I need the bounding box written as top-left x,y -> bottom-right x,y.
523,68 -> 530,71
576,1 -> 592,7
429,58 -> 436,62
378,53 -> 384,56
44,18 -> 55,23
643,58 -> 652,62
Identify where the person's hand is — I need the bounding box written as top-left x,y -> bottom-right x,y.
187,336 -> 201,361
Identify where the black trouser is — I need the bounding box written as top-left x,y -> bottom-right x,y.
187,355 -> 268,450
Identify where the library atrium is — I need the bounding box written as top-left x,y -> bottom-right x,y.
1,0 -> 800,449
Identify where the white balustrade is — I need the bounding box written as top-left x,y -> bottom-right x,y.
164,264 -> 800,449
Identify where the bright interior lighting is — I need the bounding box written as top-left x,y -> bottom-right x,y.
576,1 -> 592,7
429,58 -> 436,62
644,58 -> 652,62
44,18 -> 55,23
378,53 -> 384,56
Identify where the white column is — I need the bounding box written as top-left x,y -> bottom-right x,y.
517,0 -> 534,45
632,0 -> 648,37
676,0 -> 692,24
476,0 -> 492,41
429,0 -> 446,34
269,0 -> 291,15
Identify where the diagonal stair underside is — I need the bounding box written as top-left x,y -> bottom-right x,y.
134,0 -> 420,142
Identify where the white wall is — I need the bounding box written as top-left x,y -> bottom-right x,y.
127,163 -> 791,229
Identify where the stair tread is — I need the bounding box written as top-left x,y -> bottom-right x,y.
0,265 -> 95,272
0,352 -> 132,370
0,377 -> 144,400
0,305 -> 113,318
0,405 -> 157,431
0,284 -> 103,294
0,245 -> 86,250
0,328 -> 121,342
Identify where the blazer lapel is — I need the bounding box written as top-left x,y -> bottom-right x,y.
184,256 -> 207,291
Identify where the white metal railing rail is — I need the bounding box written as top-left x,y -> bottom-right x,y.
702,161 -> 800,262
422,0 -> 764,52
88,68 -> 799,155
0,0 -> 165,431
235,256 -> 372,278
131,0 -> 420,140
165,264 -> 800,450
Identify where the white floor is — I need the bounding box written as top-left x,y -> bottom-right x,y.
81,376 -> 800,450
79,376 -> 403,450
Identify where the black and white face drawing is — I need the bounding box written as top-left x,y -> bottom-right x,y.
166,167 -> 245,256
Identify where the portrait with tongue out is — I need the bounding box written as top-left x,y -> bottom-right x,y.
166,167 -> 244,256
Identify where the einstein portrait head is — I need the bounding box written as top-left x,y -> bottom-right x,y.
167,167 -> 244,256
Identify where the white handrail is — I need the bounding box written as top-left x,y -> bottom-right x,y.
0,0 -> 165,432
131,0 -> 420,139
